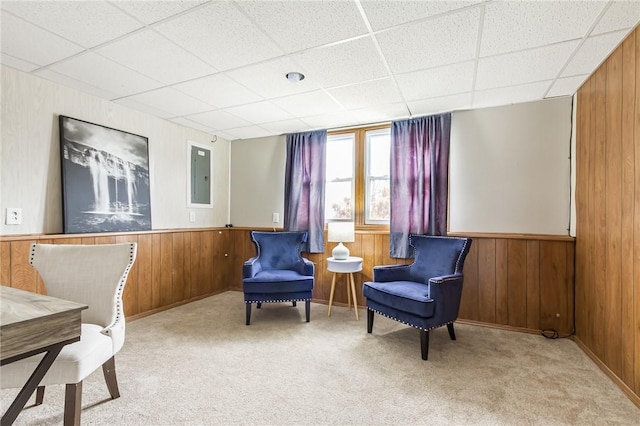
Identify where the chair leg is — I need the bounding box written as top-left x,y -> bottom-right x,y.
35,386 -> 45,405
292,301 -> 297,307
64,382 -> 82,426
367,309 -> 374,333
246,303 -> 252,325
420,330 -> 429,361
102,356 -> 120,399
305,300 -> 310,322
447,323 -> 456,340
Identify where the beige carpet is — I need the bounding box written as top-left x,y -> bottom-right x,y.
2,291 -> 638,425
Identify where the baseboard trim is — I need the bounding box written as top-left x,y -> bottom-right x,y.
572,336 -> 640,409
127,289 -> 229,322
455,318 -> 543,336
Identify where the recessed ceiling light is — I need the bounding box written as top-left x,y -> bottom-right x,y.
285,71 -> 305,83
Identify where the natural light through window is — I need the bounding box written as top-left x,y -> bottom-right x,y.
325,134 -> 354,221
365,129 -> 390,223
325,125 -> 390,226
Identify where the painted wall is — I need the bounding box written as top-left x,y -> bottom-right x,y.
229,135 -> 286,228
449,97 -> 573,235
230,99 -> 573,235
1,66 -> 230,235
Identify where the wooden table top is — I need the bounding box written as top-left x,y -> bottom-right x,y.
1,286 -> 87,362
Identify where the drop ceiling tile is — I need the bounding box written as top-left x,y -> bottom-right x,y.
154,2 -> 284,70
476,41 -> 579,91
327,78 -> 402,110
546,75 -> 589,98
407,93 -> 473,116
47,52 -> 163,97
377,7 -> 480,74
236,1 -> 367,53
1,54 -> 39,72
170,117 -> 215,133
1,12 -> 84,66
395,61 -> 475,101
361,0 -> 481,31
96,30 -> 216,85
224,101 -> 294,124
302,110 -> 368,130
291,36 -> 388,88
473,81 -> 552,109
1,1 -> 143,48
173,73 -> 262,108
271,90 -> 344,117
259,119 -> 311,135
224,125 -> 275,140
561,30 -> 628,77
226,57 -> 321,99
114,97 -> 174,119
351,102 -> 411,124
480,1 -> 605,57
33,68 -> 121,100
185,110 -> 251,130
122,87 -> 214,118
113,1 -> 208,25
592,1 -> 640,35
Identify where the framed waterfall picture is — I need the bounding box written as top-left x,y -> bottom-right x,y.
59,115 -> 152,234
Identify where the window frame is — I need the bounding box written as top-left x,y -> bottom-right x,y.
326,124 -> 390,230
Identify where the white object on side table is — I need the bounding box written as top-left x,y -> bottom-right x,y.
327,256 -> 363,320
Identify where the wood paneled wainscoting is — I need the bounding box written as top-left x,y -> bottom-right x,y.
0,229 -> 231,319
2,229 -> 574,334
229,228 -> 575,335
575,25 -> 640,407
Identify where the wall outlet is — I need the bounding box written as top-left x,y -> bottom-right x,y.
6,208 -> 22,225
189,211 -> 196,223
272,212 -> 279,223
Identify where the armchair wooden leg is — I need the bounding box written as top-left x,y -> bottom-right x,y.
292,301 -> 297,307
447,323 -> 456,340
305,300 -> 310,322
420,330 -> 429,361
246,303 -> 252,325
35,386 -> 45,405
64,382 -> 82,426
102,356 -> 120,399
367,309 -> 374,333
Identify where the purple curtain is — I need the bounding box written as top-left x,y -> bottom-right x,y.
284,130 -> 327,253
390,114 -> 451,258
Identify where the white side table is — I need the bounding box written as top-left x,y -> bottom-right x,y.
327,256 -> 363,320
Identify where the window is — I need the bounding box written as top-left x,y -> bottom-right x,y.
325,125 -> 390,227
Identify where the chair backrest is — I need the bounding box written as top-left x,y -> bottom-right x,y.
407,235 -> 472,283
29,243 -> 137,328
250,231 -> 307,271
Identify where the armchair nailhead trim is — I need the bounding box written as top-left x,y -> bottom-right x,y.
106,243 -> 137,333
367,307 -> 453,332
245,298 -> 310,304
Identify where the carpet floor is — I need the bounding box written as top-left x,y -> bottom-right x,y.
2,291 -> 639,425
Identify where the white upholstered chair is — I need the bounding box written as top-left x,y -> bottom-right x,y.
1,243 -> 137,425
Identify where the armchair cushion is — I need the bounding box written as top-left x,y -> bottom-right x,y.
363,281 -> 434,318
243,270 -> 314,293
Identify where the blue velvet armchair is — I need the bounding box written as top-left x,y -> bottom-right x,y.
363,235 -> 472,360
242,231 -> 315,325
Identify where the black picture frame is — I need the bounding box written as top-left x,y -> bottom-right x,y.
59,115 -> 151,234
